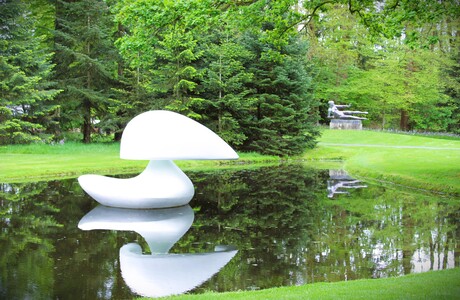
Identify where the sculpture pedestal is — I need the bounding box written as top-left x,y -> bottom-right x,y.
78,160 -> 195,209
329,119 -> 362,130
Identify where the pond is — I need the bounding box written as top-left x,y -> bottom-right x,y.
1,164 -> 459,299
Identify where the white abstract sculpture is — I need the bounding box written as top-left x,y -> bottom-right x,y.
78,110 -> 238,208
78,205 -> 238,298
78,205 -> 194,253
120,243 -> 237,298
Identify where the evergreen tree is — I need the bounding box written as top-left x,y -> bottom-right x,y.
240,32 -> 319,156
0,0 -> 61,145
196,23 -> 254,146
445,51 -> 460,134
54,0 -> 118,143
113,0 -> 212,118
114,1 -> 321,155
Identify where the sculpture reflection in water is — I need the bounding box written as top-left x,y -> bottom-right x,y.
78,205 -> 237,298
327,170 -> 367,198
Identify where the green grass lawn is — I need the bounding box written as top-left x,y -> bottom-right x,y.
0,142 -> 280,182
1,129 -> 459,196
159,268 -> 460,300
304,129 -> 460,195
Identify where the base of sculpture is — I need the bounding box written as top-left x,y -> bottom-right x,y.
78,160 -> 195,209
329,119 -> 362,130
78,205 -> 195,253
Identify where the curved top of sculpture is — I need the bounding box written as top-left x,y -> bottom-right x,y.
120,243 -> 238,297
120,110 -> 239,160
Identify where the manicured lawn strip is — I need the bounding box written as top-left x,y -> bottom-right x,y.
319,129 -> 460,147
0,142 -> 282,183
144,268 -> 460,300
304,129 -> 460,195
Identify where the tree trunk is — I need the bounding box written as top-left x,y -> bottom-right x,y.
114,111 -> 124,142
82,100 -> 91,144
400,109 -> 409,131
114,131 -> 123,142
83,14 -> 92,144
82,120 -> 91,144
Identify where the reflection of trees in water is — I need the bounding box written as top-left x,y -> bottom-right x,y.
186,168 -> 459,291
0,180 -> 137,300
312,186 -> 460,282
0,182 -> 60,300
0,167 -> 459,298
185,164 -> 326,291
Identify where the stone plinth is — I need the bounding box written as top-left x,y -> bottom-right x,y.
329,119 -> 362,130
329,169 -> 352,180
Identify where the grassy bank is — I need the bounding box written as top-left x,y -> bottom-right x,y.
0,142 -> 280,183
1,129 -> 459,196
304,129 -> 460,196
159,268 -> 460,300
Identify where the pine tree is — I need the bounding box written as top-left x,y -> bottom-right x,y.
113,0 -> 210,119
240,32 -> 320,156
0,0 -> 61,145
54,0 -> 117,143
196,24 -> 254,146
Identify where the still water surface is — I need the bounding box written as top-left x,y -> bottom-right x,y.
1,164 -> 459,299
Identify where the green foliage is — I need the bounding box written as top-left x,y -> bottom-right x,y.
1,0 -> 459,148
113,0 -> 214,116
306,3 -> 459,131
0,0 -> 61,145
196,23 -> 254,146
113,0 -> 320,155
444,50 -> 460,134
238,33 -> 319,155
54,0 -> 118,143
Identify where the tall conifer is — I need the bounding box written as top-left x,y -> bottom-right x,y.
240,33 -> 320,156
0,0 -> 61,145
54,0 -> 117,143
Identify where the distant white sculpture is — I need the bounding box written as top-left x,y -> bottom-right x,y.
78,205 -> 238,298
78,110 -> 239,208
327,101 -> 368,120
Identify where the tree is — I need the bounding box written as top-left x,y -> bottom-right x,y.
299,3 -> 459,131
323,39 -> 456,131
239,32 -> 319,155
304,5 -> 375,123
220,0 -> 460,132
445,51 -> 460,134
54,0 -> 118,143
0,0 -> 61,145
196,20 -> 254,146
114,0 -> 321,155
113,0 -> 215,118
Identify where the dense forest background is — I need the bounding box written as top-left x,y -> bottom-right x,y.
1,0 -> 459,155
